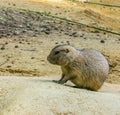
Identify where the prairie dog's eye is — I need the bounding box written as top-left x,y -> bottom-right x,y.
55,51 -> 60,55
66,49 -> 69,53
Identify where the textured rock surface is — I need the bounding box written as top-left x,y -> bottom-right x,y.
0,76 -> 120,115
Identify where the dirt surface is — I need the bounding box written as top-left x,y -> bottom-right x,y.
0,0 -> 120,84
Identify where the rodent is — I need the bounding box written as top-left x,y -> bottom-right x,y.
47,45 -> 109,91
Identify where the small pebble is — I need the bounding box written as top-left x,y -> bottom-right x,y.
100,40 -> 105,43
31,57 -> 35,59
7,65 -> 11,68
15,45 -> 19,48
5,42 -> 8,45
45,31 -> 50,35
27,42 -> 31,45
1,46 -> 5,50
55,42 -> 59,44
66,41 -> 70,45
19,41 -> 22,44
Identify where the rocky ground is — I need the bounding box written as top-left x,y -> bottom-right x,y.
0,0 -> 120,85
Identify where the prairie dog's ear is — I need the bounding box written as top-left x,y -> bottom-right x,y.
66,49 -> 69,53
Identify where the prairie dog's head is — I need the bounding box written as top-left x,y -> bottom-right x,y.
47,45 -> 79,66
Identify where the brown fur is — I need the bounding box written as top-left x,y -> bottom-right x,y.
47,45 -> 109,91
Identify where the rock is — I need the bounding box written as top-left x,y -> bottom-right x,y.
80,34 -> 84,37
55,42 -> 59,44
14,30 -> 21,35
19,41 -> 23,44
6,65 -> 11,68
1,45 -> 5,50
14,45 -> 19,48
44,31 -> 50,35
100,40 -> 105,43
41,30 -> 50,35
31,57 -> 35,59
72,32 -> 77,36
0,76 -> 120,115
5,42 -> 8,45
66,41 -> 70,45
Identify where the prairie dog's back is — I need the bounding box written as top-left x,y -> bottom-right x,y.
79,49 -> 109,73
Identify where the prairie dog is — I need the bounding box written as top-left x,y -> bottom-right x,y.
47,45 -> 109,91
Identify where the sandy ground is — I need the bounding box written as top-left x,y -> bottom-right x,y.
0,0 -> 120,84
